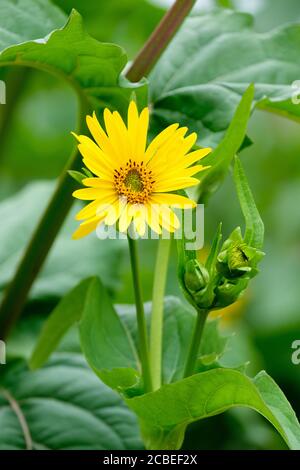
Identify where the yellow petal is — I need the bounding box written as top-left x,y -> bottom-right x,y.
82,178 -> 114,189
73,187 -> 115,200
129,204 -> 147,236
151,193 -> 196,208
135,107 -> 149,160
145,204 -> 162,234
182,147 -> 212,168
118,203 -> 133,232
144,123 -> 179,162
75,194 -> 117,220
86,112 -> 117,160
153,177 -> 199,192
78,142 -> 113,179
153,205 -> 180,232
127,101 -> 149,161
180,132 -> 197,153
105,198 -> 126,225
72,214 -> 106,240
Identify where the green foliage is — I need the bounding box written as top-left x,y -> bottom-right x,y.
0,0 -> 300,453
197,84 -> 254,202
0,0 -> 66,51
233,157 -> 264,249
126,368 -> 300,450
29,278 -> 94,369
29,278 -> 300,450
150,9 -> 300,147
0,183 -> 126,300
79,278 -> 140,393
0,6 -> 146,116
178,156 -> 264,311
118,297 -> 228,383
0,356 -> 141,450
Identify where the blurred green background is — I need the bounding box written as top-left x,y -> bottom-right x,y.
0,0 -> 299,450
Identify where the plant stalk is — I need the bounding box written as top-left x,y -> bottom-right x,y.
126,0 -> 197,82
150,238 -> 171,390
0,96 -> 89,338
183,309 -> 209,378
128,236 -> 152,393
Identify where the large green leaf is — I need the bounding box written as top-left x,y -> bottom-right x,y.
29,278 -> 95,369
30,276 -> 141,393
126,368 -> 300,450
79,278 -> 140,393
118,297 -> 227,383
0,182 -> 126,301
0,356 -> 141,450
234,156 -> 264,249
150,9 -> 300,147
0,0 -> 66,50
0,2 -> 146,115
197,84 -> 254,202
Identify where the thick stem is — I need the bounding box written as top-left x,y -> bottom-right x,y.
0,96 -> 89,338
150,238 -> 171,390
126,0 -> 197,82
183,309 -> 209,378
128,237 -> 152,393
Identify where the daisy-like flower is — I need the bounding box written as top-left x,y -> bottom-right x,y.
72,101 -> 211,239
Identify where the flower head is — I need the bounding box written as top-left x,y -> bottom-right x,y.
72,101 -> 211,239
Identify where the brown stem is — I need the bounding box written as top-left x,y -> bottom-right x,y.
126,0 -> 196,82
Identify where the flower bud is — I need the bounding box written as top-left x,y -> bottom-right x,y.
184,259 -> 209,293
183,259 -> 215,309
214,277 -> 248,308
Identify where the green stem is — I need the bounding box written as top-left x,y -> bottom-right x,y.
150,238 -> 171,390
128,236 -> 152,393
126,0 -> 197,82
183,309 -> 209,378
0,96 -> 89,338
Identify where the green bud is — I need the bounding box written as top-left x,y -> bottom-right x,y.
184,259 -> 209,293
183,259 -> 216,309
217,227 -> 264,280
214,277 -> 249,308
227,242 -> 249,271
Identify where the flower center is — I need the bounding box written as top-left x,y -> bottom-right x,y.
114,160 -> 154,204
124,169 -> 144,193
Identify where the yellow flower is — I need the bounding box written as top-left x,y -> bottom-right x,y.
72,101 -> 211,239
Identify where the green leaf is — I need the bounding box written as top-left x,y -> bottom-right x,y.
234,157 -> 264,249
150,9 -> 300,147
29,278 -> 95,369
0,182 -> 126,301
126,368 -> 300,450
68,170 -> 86,186
205,222 -> 223,274
0,5 -> 146,116
0,356 -> 141,450
0,0 -> 67,50
118,297 -> 227,383
79,278 -> 140,393
30,274 -> 140,393
197,84 -> 254,202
